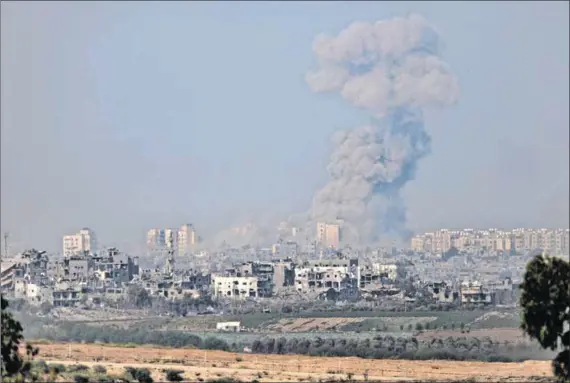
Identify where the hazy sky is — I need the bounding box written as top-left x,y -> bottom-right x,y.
1,1 -> 568,252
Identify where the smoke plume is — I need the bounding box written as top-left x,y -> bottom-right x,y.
306,14 -> 459,244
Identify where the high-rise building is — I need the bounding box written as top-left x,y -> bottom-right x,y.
146,228 -> 166,251
165,228 -> 178,249
177,223 -> 197,256
63,228 -> 97,256
147,224 -> 199,256
316,222 -> 341,249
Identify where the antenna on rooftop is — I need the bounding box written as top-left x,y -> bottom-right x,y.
3,232 -> 9,258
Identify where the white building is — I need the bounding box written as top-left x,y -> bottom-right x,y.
63,228 -> 97,256
212,275 -> 258,299
372,263 -> 398,280
216,321 -> 241,332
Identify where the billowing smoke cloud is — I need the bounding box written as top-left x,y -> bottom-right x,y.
305,14 -> 459,244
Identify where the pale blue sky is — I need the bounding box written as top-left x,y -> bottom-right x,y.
1,1 -> 568,252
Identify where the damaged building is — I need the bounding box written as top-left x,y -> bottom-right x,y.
294,259 -> 359,294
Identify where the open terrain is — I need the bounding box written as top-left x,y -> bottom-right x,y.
39,308 -> 521,336
36,342 -> 554,382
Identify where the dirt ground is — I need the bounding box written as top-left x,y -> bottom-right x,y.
37,342 -> 553,382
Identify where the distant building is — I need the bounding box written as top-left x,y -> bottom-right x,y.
295,259 -> 358,294
177,224 -> 197,256
212,275 -> 258,299
316,222 -> 341,249
216,321 -> 241,332
271,241 -> 298,257
63,228 -> 97,256
410,227 -> 569,255
147,229 -> 166,251
165,229 -> 178,249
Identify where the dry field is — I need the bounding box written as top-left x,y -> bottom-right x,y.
265,316 -> 438,332
37,342 -> 554,382
266,318 -> 365,332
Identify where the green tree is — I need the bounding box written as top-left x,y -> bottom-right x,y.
126,285 -> 152,308
520,254 -> 570,381
1,295 -> 39,379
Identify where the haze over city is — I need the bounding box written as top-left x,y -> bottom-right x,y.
1,1 -> 568,253
2,3 -> 570,382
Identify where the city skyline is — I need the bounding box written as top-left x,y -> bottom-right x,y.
1,2 -> 568,252
2,224 -> 570,258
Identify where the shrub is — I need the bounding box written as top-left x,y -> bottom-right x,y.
93,365 -> 107,374
134,368 -> 153,383
165,369 -> 184,382
32,360 -> 49,374
125,367 -> 153,383
135,368 -> 153,383
49,364 -> 66,374
74,375 -> 90,383
125,366 -> 137,379
69,364 -> 90,373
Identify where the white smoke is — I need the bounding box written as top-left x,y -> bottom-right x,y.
304,14 -> 459,245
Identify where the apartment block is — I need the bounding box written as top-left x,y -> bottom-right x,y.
316,222 -> 341,249
147,224 -> 198,256
411,228 -> 569,255
212,275 -> 258,299
63,228 -> 97,256
178,224 -> 197,256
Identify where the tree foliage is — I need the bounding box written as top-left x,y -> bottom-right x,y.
2,295 -> 25,376
520,254 -> 570,381
126,285 -> 152,309
1,295 -> 40,379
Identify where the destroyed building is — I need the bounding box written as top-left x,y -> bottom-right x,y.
294,259 -> 359,295
212,275 -> 259,299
